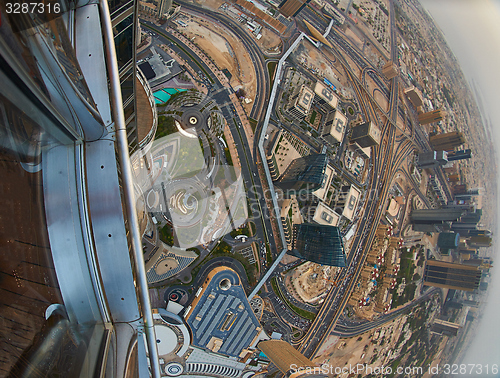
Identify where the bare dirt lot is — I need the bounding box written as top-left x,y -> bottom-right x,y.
176,11 -> 257,113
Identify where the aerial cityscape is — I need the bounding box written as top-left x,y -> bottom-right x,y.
0,0 -> 497,377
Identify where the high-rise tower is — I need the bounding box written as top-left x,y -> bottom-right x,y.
418,109 -> 447,125
447,149 -> 472,161
423,260 -> 482,291
274,154 -> 328,197
429,131 -> 465,151
290,223 -> 347,267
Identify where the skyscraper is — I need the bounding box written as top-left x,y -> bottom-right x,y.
274,154 -> 328,197
404,86 -> 424,107
349,121 -> 381,147
287,84 -> 315,119
417,150 -> 448,169
451,209 -> 482,232
322,110 -> 347,145
467,236 -> 493,248
437,232 -> 460,250
418,109 -> 447,125
290,223 -> 347,267
447,149 -> 472,161
430,319 -> 461,337
158,0 -> 173,18
410,208 -> 464,223
0,0 -> 163,375
429,131 -> 465,151
423,261 -> 482,291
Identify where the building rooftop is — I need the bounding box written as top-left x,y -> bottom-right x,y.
312,164 -> 334,201
324,110 -> 347,143
185,267 -> 261,358
314,81 -> 339,109
342,185 -> 360,220
139,61 -> 156,80
295,85 -> 315,115
312,202 -> 340,226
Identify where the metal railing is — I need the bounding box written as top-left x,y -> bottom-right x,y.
98,1 -> 162,376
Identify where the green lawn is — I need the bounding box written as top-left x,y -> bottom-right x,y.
158,224 -> 174,246
309,110 -> 317,124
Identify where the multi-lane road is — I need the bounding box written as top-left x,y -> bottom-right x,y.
175,0 -> 269,122
145,0 -> 439,359
332,287 -> 440,337
289,1 -> 431,359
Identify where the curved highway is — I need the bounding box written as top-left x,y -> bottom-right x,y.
175,0 -> 270,122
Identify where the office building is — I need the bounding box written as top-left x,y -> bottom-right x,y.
417,150 -> 448,169
322,110 -> 347,145
235,0 -> 288,34
468,229 -> 491,237
290,223 -> 347,267
305,202 -> 340,226
314,81 -> 340,109
429,131 -> 465,151
410,208 -> 464,223
447,149 -> 472,161
330,185 -> 361,221
451,209 -> 482,232
419,109 -> 447,125
467,236 -> 493,248
430,319 -> 461,337
279,0 -> 311,17
411,208 -> 464,232
454,188 -> 482,202
311,164 -> 335,202
157,0 -> 173,17
462,258 -> 485,267
275,154 -> 328,197
453,184 -> 467,195
287,85 -> 315,119
404,86 -> 424,107
0,0 -> 167,375
429,174 -> 450,205
382,62 -> 399,79
423,261 -> 482,291
461,299 -> 480,307
437,232 -> 460,250
350,121 -> 381,147
323,2 -> 346,24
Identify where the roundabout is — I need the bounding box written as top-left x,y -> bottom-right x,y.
179,107 -> 204,132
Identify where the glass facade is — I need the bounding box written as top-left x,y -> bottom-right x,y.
275,153 -> 328,195
423,261 -> 482,291
291,223 -> 346,267
114,14 -> 135,71
0,0 -> 159,375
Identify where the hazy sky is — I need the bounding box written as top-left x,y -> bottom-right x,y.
419,0 -> 500,370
